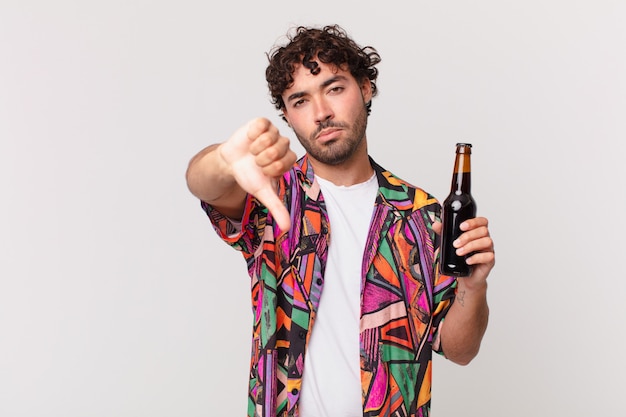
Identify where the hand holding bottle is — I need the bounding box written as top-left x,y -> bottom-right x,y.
434,218 -> 495,285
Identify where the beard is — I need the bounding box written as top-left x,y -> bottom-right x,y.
292,102 -> 368,166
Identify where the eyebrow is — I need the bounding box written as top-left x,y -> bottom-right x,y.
286,75 -> 348,103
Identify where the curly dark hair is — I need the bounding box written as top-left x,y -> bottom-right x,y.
265,24 -> 381,117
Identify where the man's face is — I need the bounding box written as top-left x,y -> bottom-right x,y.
281,61 -> 372,166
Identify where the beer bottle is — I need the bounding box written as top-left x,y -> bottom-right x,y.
439,143 -> 477,277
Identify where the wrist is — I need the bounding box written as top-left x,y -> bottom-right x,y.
456,276 -> 488,294
215,143 -> 237,180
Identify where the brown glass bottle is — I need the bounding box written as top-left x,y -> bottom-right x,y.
440,143 -> 477,277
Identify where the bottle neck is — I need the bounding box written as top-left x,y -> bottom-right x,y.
451,150 -> 472,193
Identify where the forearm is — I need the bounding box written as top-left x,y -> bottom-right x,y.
440,279 -> 489,365
185,143 -> 246,216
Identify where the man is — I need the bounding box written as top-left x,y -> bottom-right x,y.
186,24 -> 494,417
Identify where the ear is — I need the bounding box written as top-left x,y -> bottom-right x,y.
281,109 -> 291,127
360,79 -> 373,103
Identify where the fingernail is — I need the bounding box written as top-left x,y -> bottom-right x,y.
453,239 -> 461,248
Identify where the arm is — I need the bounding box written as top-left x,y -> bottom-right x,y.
434,217 -> 495,365
186,142 -> 247,220
185,117 -> 297,230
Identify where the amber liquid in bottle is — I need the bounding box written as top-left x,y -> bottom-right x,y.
440,143 -> 477,277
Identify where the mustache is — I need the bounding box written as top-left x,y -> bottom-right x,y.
311,120 -> 347,141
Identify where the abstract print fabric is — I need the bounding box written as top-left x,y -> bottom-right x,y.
201,155 -> 457,417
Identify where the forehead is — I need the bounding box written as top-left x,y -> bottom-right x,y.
288,61 -> 352,87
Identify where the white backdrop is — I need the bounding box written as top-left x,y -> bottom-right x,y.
1,1 -> 625,416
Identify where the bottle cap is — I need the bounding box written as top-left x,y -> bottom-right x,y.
455,143 -> 472,154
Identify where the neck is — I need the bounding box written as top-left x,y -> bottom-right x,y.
309,152 -> 374,186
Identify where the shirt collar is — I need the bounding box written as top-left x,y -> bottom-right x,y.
294,154 -> 411,211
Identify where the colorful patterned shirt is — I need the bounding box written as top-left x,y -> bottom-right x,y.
202,155 -> 457,417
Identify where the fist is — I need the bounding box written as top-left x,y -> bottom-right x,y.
220,118 -> 297,231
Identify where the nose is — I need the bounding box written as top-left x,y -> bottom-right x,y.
313,97 -> 333,124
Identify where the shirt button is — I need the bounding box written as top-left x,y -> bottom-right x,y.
316,278 -> 323,286
292,388 -> 299,395
298,330 -> 306,339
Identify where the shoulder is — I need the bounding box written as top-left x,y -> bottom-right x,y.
372,159 -> 440,212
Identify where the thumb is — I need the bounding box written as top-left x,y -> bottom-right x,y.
254,185 -> 291,232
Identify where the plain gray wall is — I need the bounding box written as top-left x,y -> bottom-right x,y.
1,1 -> 624,416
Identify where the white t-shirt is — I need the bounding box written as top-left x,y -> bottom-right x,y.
298,173 -> 378,417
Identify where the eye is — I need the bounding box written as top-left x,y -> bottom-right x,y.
292,98 -> 306,108
328,86 -> 344,94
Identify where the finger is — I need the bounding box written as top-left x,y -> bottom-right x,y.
466,250 -> 496,267
254,185 -> 291,232
261,150 -> 297,178
460,216 -> 489,231
456,236 -> 494,257
255,135 -> 291,167
431,221 -> 442,235
246,118 -> 272,143
249,124 -> 280,155
454,226 -> 490,248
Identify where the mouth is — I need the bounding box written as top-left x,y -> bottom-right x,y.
315,128 -> 341,142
